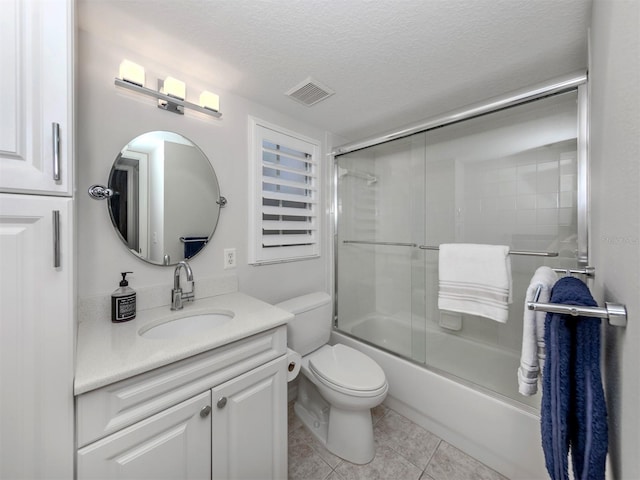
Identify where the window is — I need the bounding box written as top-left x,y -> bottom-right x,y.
249,118 -> 321,264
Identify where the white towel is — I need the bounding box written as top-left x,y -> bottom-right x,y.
517,266 -> 558,396
438,244 -> 512,323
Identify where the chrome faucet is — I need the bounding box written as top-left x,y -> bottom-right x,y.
170,260 -> 195,310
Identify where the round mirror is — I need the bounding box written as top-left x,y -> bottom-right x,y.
107,131 -> 222,266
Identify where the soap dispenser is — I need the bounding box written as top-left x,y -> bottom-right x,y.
111,272 -> 136,323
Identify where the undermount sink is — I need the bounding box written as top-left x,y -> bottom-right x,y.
140,312 -> 234,340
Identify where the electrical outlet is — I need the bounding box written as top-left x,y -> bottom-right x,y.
224,248 -> 236,269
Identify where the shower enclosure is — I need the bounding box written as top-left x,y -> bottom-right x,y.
334,77 -> 587,410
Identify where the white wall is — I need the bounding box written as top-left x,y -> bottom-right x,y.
77,28 -> 333,306
590,0 -> 640,478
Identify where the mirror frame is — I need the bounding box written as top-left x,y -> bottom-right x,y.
105,130 -> 224,266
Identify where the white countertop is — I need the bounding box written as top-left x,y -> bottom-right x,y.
75,292 -> 292,395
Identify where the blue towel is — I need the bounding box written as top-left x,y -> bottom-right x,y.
541,277 -> 608,480
182,236 -> 208,259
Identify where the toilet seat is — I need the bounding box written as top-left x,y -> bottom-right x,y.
308,344 -> 387,397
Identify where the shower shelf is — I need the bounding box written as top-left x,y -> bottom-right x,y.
528,284 -> 627,327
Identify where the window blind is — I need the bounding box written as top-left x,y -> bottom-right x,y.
249,120 -> 320,264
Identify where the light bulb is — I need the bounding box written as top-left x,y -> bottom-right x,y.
119,60 -> 145,87
199,91 -> 220,111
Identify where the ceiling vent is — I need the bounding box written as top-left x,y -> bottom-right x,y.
285,77 -> 335,107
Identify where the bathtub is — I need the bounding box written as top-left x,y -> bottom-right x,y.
331,323 -> 548,479
348,314 -> 541,410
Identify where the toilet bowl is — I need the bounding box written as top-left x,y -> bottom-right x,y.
276,293 -> 388,464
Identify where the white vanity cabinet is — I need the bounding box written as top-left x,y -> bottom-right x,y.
0,0 -> 73,195
211,356 -> 287,479
0,0 -> 75,477
0,194 -> 75,479
77,391 -> 213,479
76,326 -> 288,480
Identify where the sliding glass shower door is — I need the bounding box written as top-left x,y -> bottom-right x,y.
419,90 -> 581,408
335,87 -> 584,408
336,134 -> 426,362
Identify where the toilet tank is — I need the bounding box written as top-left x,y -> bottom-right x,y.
275,292 -> 332,356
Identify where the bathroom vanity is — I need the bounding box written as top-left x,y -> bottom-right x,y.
75,293 -> 292,479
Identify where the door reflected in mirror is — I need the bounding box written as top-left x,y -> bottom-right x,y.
108,131 -> 221,266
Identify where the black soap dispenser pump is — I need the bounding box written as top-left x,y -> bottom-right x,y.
111,271 -> 136,323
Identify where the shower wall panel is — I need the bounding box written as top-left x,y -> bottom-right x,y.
337,136 -> 425,360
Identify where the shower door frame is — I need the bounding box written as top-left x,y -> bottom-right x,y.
331,70 -> 589,335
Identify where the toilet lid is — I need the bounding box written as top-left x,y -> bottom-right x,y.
308,344 -> 386,392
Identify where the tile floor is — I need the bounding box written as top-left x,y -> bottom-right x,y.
288,402 -> 509,480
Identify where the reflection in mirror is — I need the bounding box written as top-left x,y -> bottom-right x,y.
108,131 -> 221,266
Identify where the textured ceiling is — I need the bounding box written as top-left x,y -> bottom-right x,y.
79,0 -> 592,142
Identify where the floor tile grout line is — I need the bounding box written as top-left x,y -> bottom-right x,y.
298,426 -> 342,475
376,431 -> 443,475
373,406 -> 444,474
296,405 -> 506,480
290,403 -> 505,480
421,438 -> 443,477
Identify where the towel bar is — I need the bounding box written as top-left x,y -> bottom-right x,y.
552,266 -> 595,277
528,284 -> 627,327
418,245 -> 558,257
342,240 -> 558,257
342,240 -> 417,247
180,236 -> 209,243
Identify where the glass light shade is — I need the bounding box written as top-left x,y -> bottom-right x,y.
199,91 -> 220,111
119,60 -> 145,86
163,76 -> 186,100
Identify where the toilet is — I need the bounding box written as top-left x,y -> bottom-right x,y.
276,292 -> 388,464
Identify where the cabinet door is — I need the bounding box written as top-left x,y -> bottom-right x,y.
0,194 -> 74,479
212,356 -> 287,480
0,0 -> 73,195
77,391 -> 212,480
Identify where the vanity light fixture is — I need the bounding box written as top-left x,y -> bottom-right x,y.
199,90 -> 220,112
114,61 -> 222,118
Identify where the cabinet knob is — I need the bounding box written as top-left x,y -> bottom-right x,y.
200,405 -> 212,418
217,397 -> 227,409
